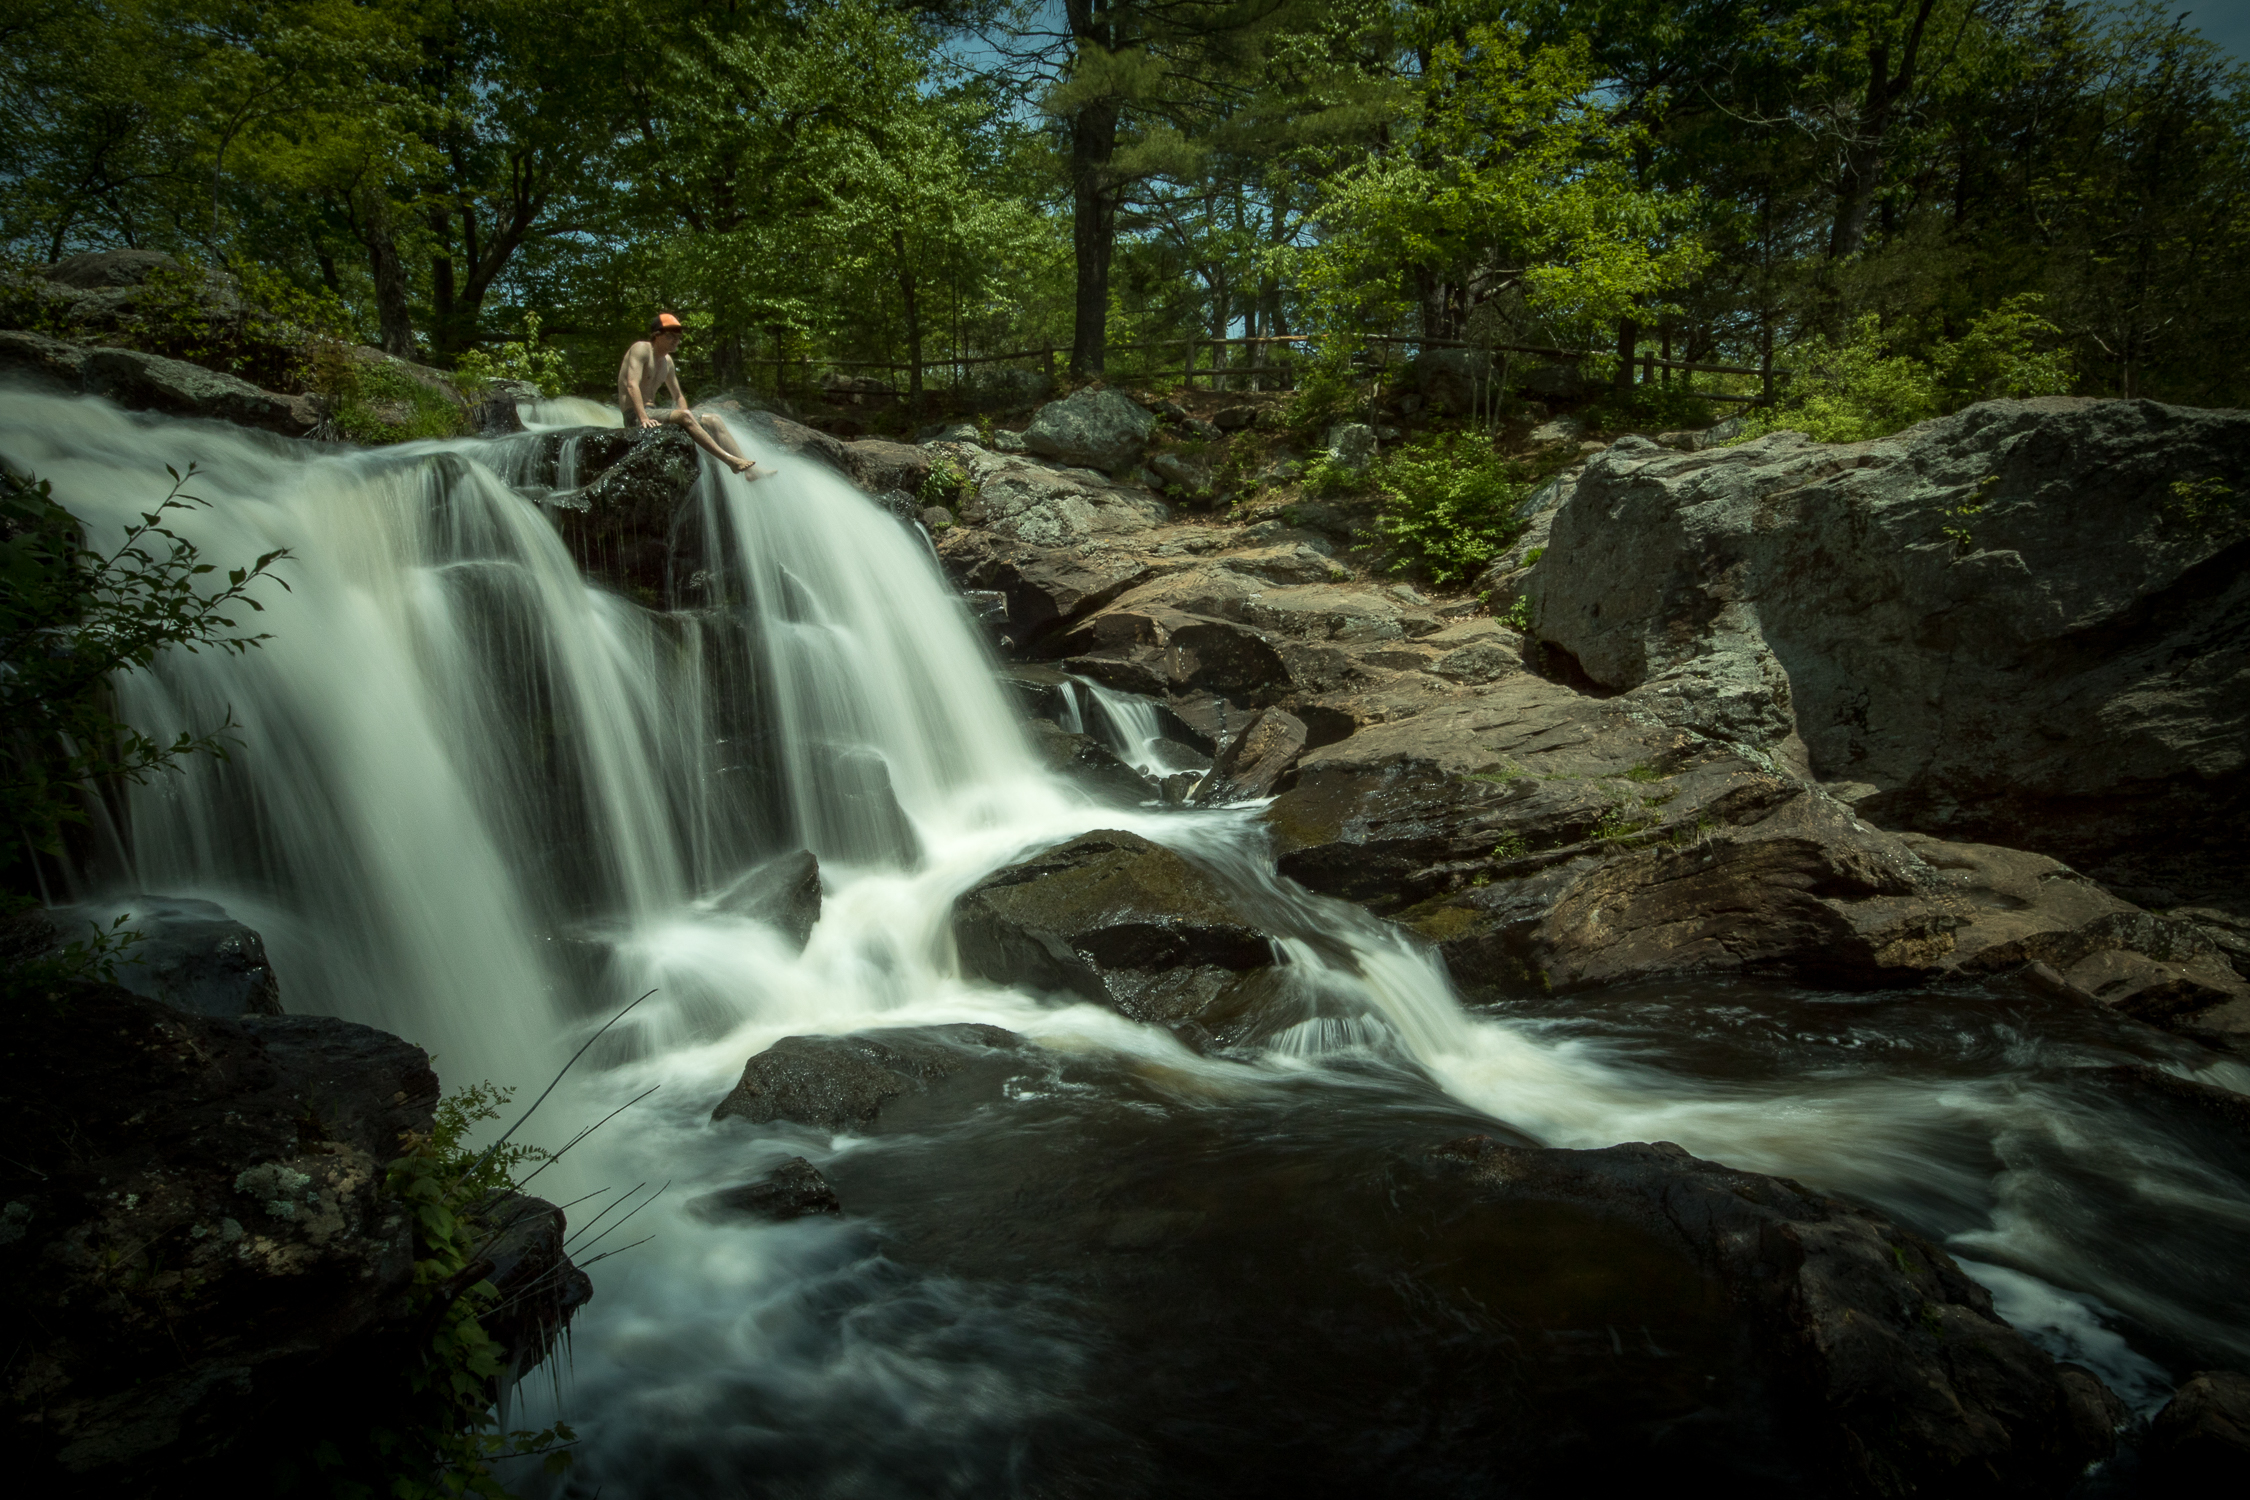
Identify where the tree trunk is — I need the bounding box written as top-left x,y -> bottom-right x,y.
1615,317 -> 1639,392
427,209 -> 459,358
1069,97 -> 1121,377
353,185 -> 415,360
1828,0 -> 1936,261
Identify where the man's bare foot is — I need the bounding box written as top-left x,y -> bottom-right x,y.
735,460 -> 775,481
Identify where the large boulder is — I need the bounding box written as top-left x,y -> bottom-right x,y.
1022,388 -> 1158,471
1532,400 -> 2250,904
0,331 -> 322,435
1428,1136 -> 2119,1494
710,1024 -> 1024,1131
0,982 -> 590,1492
952,830 -> 1276,1041
1194,707 -> 1308,804
844,438 -> 931,495
43,894 -> 283,1017
951,445 -> 1169,549
2144,1369 -> 2250,1482
707,850 -> 822,950
531,426 -> 708,604
45,248 -> 183,290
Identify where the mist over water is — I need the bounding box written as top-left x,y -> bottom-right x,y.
10,388 -> 2247,1492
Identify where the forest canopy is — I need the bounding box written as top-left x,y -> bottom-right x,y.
4,0 -> 2246,409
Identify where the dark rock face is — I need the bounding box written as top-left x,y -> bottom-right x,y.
46,894 -> 283,1017
532,427 -> 708,603
711,1024 -> 1023,1132
3,986 -> 431,1488
952,830 -> 1274,1040
1429,1136 -> 2119,1495
2145,1369 -> 2250,1482
710,850 -> 822,949
0,330 -> 323,435
1027,719 -> 1159,803
691,1157 -> 843,1222
476,1193 -> 596,1379
468,377 -> 539,435
46,248 -> 183,289
1195,707 -> 1307,804
1535,399 -> 2250,904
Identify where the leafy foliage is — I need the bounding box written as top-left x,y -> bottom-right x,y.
1742,298 -> 2073,444
333,1083 -> 574,1500
1367,434 -> 1531,584
1,464 -> 288,913
454,313 -> 571,399
313,348 -> 471,444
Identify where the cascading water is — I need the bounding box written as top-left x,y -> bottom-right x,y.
10,387 -> 2248,1494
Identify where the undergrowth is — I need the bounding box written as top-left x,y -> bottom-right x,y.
290,1083 -> 577,1498
315,345 -> 471,444
1364,433 -> 1533,584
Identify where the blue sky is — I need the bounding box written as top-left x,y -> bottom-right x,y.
2185,1 -> 2250,64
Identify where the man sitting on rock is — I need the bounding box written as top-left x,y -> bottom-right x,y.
617,312 -> 771,479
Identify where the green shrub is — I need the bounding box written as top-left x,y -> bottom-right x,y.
1579,381 -> 1716,434
2,464 -> 288,920
1743,296 -> 2073,445
454,312 -> 572,398
1367,434 -> 1532,584
1282,364 -> 1359,442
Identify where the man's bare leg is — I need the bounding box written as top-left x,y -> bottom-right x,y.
660,410 -> 758,477
696,412 -> 775,480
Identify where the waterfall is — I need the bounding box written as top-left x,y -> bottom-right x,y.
7,387 -> 2238,1490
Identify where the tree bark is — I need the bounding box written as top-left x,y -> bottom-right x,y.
1615,317 -> 1639,391
1828,0 -> 1937,261
352,185 -> 415,360
1069,95 -> 1121,377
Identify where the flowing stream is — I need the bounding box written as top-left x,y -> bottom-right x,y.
9,389 -> 2248,1495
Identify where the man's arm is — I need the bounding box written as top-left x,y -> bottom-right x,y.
663,363 -> 690,414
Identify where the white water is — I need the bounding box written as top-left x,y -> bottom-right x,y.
8,388 -> 2243,1484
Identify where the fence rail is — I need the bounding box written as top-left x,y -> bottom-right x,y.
767,329 -> 1786,405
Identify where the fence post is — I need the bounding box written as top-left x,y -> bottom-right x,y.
1759,329 -> 1774,406
1043,342 -> 1054,383
1185,338 -> 1195,392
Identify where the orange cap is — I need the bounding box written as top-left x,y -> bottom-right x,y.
656,312 -> 683,330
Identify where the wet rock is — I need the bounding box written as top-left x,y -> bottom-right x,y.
1196,707 -> 1307,805
2103,1064 -> 2250,1131
742,411 -> 851,474
845,438 -> 931,495
2145,1369 -> 2250,1481
1023,388 -> 1156,471
709,850 -> 822,949
1430,1136 -> 2118,1493
1028,720 -> 1159,803
0,982 -> 582,1491
938,531 -> 1159,646
467,377 -> 539,436
476,1193 -> 596,1379
0,334 -> 324,435
1534,398 -> 2250,902
44,894 -> 283,1017
691,1157 -> 843,1222
953,830 -> 1274,1039
710,1024 -> 1024,1132
537,426 -> 707,604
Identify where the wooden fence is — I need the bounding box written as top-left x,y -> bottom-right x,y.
779,330 -> 1783,405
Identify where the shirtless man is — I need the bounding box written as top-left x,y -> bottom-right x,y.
617,312 -> 772,479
